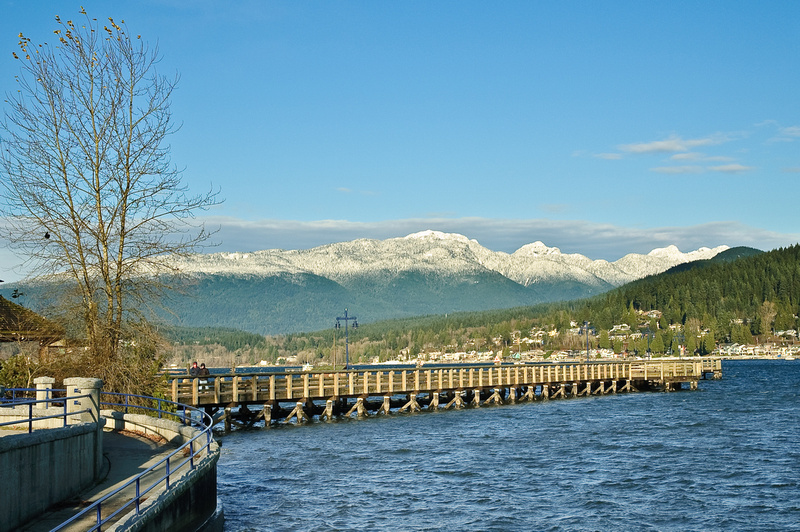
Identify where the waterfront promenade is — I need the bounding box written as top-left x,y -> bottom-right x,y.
12,430 -> 180,531
0,379 -> 221,532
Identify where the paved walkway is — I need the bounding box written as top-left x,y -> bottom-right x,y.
18,430 -> 180,531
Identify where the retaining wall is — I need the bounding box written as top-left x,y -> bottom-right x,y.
0,423 -> 101,532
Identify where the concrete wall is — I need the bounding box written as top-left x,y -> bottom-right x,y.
0,423 -> 100,532
0,404 -> 70,429
102,412 -> 222,532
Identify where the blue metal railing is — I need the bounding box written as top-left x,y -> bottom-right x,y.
48,392 -> 216,532
0,387 -> 39,403
0,390 -> 91,433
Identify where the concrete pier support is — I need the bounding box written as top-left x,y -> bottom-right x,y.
551,383 -> 566,399
224,407 -> 232,432
486,389 -> 503,405
429,392 -> 440,410
377,396 -> 392,415
522,385 -> 536,401
399,394 -> 420,413
260,404 -> 273,427
286,401 -> 308,423
541,385 -> 550,400
445,391 -> 465,409
320,399 -> 335,420
508,387 -> 517,404
572,382 -> 580,398
346,397 -> 368,417
471,388 -> 482,407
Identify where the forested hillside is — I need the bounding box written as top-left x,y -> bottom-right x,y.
587,245 -> 797,335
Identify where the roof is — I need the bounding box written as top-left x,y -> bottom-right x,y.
0,295 -> 63,343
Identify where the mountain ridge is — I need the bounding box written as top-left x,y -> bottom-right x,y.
171,230 -> 728,288
154,231 -> 728,334
1,231 -> 731,335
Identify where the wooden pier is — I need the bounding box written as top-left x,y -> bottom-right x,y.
169,358 -> 721,429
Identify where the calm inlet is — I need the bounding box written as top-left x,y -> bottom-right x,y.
216,360 -> 800,531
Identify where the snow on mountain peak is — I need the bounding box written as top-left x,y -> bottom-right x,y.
648,245 -> 682,257
404,230 -> 473,244
514,241 -> 562,256
172,233 -> 729,291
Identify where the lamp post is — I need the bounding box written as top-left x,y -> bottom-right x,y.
335,309 -> 358,369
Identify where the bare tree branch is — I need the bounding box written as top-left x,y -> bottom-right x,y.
0,11 -> 221,390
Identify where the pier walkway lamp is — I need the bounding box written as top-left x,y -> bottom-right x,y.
335,309 -> 358,369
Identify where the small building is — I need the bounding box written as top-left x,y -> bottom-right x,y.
0,296 -> 63,358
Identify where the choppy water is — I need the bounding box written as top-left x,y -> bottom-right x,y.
216,360 -> 800,531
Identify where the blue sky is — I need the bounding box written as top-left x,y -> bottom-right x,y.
1,1 -> 799,281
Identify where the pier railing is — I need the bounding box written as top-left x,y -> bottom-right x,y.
170,358 -> 720,407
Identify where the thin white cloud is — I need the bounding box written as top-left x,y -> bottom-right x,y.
593,153 -> 623,160
761,121 -> 800,143
619,134 -> 728,154
709,164 -> 754,173
651,165 -> 704,174
780,126 -> 800,137
670,152 -> 734,162
782,167 -> 800,173
650,162 -> 753,174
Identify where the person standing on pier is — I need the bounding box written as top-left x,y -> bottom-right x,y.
199,363 -> 211,391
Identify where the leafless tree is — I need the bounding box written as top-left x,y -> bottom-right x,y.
0,11 -> 220,391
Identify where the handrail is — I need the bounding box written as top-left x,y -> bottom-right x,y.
49,392 -> 216,532
0,394 -> 91,433
0,387 -> 56,403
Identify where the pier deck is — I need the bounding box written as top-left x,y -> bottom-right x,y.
169,358 -> 721,426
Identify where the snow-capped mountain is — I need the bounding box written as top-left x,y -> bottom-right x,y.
2,231 -> 728,335
172,230 -> 727,290
143,231 -> 728,334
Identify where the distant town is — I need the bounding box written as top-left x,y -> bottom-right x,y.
272,307 -> 799,368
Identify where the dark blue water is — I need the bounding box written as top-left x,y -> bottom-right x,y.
216,360 -> 800,531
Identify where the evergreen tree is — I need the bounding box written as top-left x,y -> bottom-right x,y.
686,334 -> 697,355
598,330 -> 611,349
650,332 -> 665,354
